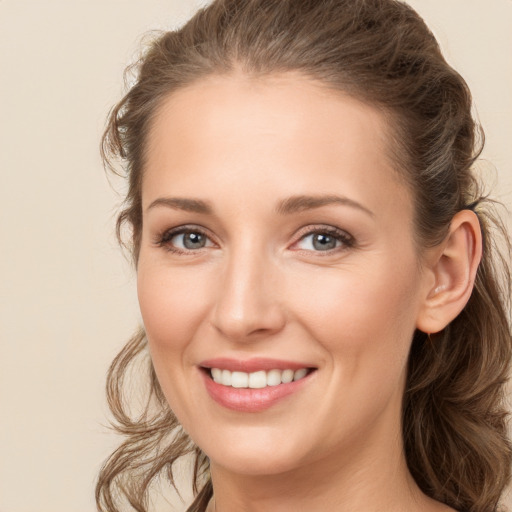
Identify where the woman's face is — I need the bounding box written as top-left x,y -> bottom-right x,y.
137,74 -> 431,476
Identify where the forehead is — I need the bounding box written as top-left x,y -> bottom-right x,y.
143,73 -> 411,219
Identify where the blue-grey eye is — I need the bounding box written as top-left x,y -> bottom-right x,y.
305,233 -> 339,251
158,226 -> 215,253
295,229 -> 352,252
310,233 -> 338,251
176,231 -> 208,249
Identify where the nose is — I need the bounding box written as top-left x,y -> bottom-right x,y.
210,245 -> 286,342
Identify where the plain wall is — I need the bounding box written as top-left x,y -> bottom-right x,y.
0,1 -> 510,511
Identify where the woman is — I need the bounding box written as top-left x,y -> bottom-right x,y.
96,1 -> 512,511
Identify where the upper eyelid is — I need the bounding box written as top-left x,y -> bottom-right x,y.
292,225 -> 353,242
159,224 -> 213,239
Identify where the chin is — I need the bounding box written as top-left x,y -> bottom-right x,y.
197,426 -> 316,477
210,448 -> 305,476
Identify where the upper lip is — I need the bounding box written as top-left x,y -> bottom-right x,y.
199,357 -> 316,373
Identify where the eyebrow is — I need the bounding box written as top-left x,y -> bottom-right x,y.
276,194 -> 374,217
146,194 -> 374,217
146,197 -> 213,214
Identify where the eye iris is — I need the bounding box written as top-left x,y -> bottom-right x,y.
183,232 -> 206,249
312,233 -> 336,250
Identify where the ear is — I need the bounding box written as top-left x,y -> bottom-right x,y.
416,210 -> 482,334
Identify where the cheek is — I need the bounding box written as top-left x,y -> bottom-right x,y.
137,261 -> 212,357
289,256 -> 421,368
136,260 -> 215,424
285,258 -> 421,443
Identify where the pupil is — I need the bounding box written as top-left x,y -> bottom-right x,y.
184,232 -> 205,249
313,234 -> 336,250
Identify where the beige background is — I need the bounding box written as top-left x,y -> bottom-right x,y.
0,1 -> 511,511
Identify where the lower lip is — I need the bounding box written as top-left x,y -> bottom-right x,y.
201,369 -> 315,412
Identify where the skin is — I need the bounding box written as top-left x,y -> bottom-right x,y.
137,73 -> 480,512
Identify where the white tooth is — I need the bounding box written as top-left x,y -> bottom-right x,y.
211,368 -> 222,383
248,370 -> 267,389
221,369 -> 232,386
281,369 -> 294,384
294,368 -> 308,381
231,371 -> 249,388
213,368 -> 308,387
266,369 -> 282,386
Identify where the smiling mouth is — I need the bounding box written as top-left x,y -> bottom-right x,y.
203,367 -> 316,389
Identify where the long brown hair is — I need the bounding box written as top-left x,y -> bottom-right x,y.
96,1 -> 512,511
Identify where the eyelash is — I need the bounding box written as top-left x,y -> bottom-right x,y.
154,224 -> 355,255
292,225 -> 355,254
155,226 -> 215,255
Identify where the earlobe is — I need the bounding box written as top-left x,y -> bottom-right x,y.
416,210 -> 482,334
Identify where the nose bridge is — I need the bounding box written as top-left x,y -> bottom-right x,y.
211,236 -> 284,341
